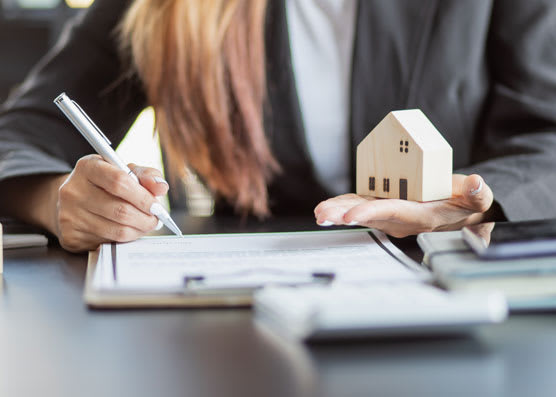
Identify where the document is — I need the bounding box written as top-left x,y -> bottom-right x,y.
92,229 -> 427,294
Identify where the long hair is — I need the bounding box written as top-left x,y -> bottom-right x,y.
119,0 -> 278,216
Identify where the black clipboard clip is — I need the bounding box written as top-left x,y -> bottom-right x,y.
183,270 -> 335,295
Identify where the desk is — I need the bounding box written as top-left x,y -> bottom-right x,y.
2,215 -> 556,397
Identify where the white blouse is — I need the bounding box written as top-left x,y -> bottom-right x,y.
286,0 -> 358,195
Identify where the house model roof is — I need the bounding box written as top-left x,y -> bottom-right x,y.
388,109 -> 451,152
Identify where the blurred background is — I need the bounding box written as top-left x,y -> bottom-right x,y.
0,0 -> 93,102
0,0 -> 214,215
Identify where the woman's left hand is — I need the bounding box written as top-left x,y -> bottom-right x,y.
314,174 -> 494,238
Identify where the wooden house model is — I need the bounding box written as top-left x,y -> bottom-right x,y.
356,109 -> 452,201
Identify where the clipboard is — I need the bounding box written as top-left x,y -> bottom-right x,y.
85,249 -> 337,308
84,249 -> 254,308
84,229 -> 424,309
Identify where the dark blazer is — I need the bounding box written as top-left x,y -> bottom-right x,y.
1,0 -> 556,220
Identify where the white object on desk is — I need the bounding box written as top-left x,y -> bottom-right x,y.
254,283 -> 508,340
0,229 -> 48,274
3,234 -> 48,249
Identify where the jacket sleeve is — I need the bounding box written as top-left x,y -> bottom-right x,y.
456,0 -> 556,221
0,0 -> 146,182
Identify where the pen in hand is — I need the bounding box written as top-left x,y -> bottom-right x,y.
54,92 -> 183,237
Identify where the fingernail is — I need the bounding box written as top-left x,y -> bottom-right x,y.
153,176 -> 169,186
470,179 -> 483,195
150,202 -> 165,217
318,220 -> 335,227
155,220 -> 163,230
347,221 -> 359,226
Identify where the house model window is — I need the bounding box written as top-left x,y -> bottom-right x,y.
356,109 -> 453,202
368,177 -> 375,191
383,178 -> 390,192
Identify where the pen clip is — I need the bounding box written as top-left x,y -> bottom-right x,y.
71,100 -> 112,146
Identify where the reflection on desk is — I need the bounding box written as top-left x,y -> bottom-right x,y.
2,214 -> 556,397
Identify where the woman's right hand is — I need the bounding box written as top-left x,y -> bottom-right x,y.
55,154 -> 169,252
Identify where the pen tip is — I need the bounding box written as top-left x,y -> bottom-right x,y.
171,223 -> 183,237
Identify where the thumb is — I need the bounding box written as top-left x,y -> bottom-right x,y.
128,163 -> 169,197
462,174 -> 493,213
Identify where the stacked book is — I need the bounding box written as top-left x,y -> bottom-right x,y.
418,230 -> 556,311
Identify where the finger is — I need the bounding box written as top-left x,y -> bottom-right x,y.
82,157 -> 158,216
450,174 -> 468,197
314,194 -> 369,216
461,174 -> 493,213
129,163 -> 169,197
343,199 -> 422,225
317,205 -> 353,226
315,194 -> 370,225
76,209 -> 147,243
85,185 -> 158,233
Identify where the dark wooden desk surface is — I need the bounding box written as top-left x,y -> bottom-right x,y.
2,215 -> 556,397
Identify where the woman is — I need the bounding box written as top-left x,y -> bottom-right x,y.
0,0 -> 555,252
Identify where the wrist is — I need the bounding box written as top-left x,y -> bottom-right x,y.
0,174 -> 68,235
40,174 -> 69,235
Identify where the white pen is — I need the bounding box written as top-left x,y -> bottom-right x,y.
54,92 -> 183,237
